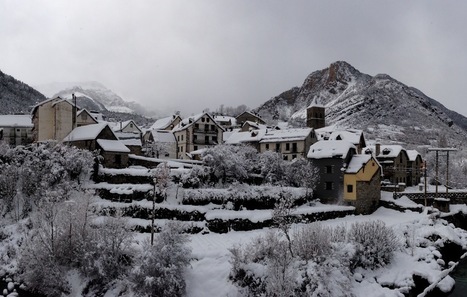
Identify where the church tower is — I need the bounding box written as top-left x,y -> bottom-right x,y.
306,98 -> 325,129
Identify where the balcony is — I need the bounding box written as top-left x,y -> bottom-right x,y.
193,128 -> 218,135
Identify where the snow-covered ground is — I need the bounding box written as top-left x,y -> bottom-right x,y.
124,204 -> 467,297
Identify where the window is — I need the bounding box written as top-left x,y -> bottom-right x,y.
265,143 -> 269,150
286,143 -> 290,151
194,145 -> 198,151
195,123 -> 199,129
207,118 -> 210,122
292,143 -> 297,152
202,118 -> 205,122
115,154 -> 121,165
205,136 -> 209,143
347,184 -> 353,193
177,135 -> 180,141
283,155 -> 288,161
325,182 -> 334,190
325,165 -> 333,174
212,136 -> 218,143
275,143 -> 280,152
292,154 -> 297,159
181,135 -> 184,141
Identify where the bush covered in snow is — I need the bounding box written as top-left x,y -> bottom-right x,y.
131,222 -> 192,297
349,220 -> 401,269
230,221 -> 400,296
183,185 -> 308,209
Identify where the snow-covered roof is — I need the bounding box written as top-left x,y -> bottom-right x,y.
345,154 -> 373,174
242,121 -> 267,130
328,130 -> 363,145
172,113 -> 224,133
151,130 -> 176,143
77,109 -> 98,123
259,128 -> 313,143
222,128 -> 241,142
406,150 -> 421,162
120,138 -> 142,147
365,145 -> 406,158
307,140 -> 356,159
63,123 -> 111,141
0,115 -> 33,127
213,115 -> 236,126
307,97 -> 324,108
113,120 -> 141,133
150,115 -> 180,130
96,139 -> 130,153
224,129 -> 267,144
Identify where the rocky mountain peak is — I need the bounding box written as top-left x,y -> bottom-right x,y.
255,61 -> 467,147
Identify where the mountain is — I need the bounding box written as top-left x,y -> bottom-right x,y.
35,82 -> 156,127
0,70 -> 46,114
255,61 -> 467,147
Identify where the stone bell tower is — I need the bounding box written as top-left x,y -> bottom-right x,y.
306,98 -> 325,129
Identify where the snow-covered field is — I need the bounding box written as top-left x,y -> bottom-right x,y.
129,204 -> 467,297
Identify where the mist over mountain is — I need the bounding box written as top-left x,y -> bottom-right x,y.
255,61 -> 467,147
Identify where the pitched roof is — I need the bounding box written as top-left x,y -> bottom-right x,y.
150,130 -> 176,143
259,128 -> 313,143
120,138 -> 142,147
63,123 -> 113,141
224,129 -> 267,144
113,120 -> 141,133
97,139 -> 130,153
407,150 -> 421,162
150,115 -> 180,130
307,140 -> 356,159
0,115 -> 33,127
364,145 -> 406,158
345,154 -> 373,173
172,113 -> 224,133
328,130 -> 363,145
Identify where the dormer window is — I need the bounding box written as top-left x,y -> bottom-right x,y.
365,148 -> 372,154
382,148 -> 391,155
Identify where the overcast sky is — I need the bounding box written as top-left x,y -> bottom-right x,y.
1,0 -> 467,117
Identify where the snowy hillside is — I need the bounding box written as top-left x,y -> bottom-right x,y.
255,61 -> 467,147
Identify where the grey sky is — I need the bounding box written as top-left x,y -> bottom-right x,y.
1,0 -> 467,117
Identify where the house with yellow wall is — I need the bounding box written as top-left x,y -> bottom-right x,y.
344,154 -> 381,214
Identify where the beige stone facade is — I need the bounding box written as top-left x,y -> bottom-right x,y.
32,98 -> 75,142
172,113 -> 224,159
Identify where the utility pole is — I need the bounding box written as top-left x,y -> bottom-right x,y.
427,147 -> 458,198
151,179 -> 156,246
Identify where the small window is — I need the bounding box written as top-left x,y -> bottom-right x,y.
207,118 -> 210,122
115,154 -> 122,165
286,143 -> 290,151
265,143 -> 269,150
275,143 -> 280,152
181,135 -> 184,141
325,165 -> 333,174
201,118 -> 205,122
292,154 -> 297,159
194,145 -> 198,151
283,155 -> 288,161
325,182 -> 334,190
347,185 -> 353,193
212,136 -> 218,143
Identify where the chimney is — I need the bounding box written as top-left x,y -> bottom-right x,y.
375,143 -> 381,156
72,93 -> 77,129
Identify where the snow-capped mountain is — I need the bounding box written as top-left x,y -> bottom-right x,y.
35,81 -> 153,116
255,61 -> 467,147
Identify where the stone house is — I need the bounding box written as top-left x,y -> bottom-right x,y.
344,154 -> 382,214
31,97 -> 76,142
63,123 -> 130,168
259,128 -> 317,160
407,150 -> 423,186
0,115 -> 34,146
172,113 -> 224,159
235,111 -> 266,126
364,144 -> 409,185
142,129 -> 177,159
307,140 -> 357,203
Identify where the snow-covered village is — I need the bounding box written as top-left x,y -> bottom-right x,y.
2,1 -> 467,297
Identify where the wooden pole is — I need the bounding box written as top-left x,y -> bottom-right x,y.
435,151 -> 439,198
151,181 -> 155,246
446,151 -> 450,194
